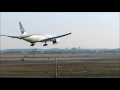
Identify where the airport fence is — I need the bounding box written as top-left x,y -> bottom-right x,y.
0,61 -> 120,78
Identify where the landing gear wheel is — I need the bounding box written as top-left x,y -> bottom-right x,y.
43,43 -> 48,46
30,43 -> 35,46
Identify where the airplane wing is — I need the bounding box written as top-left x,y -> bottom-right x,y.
40,32 -> 71,42
0,34 -> 33,39
0,35 -> 19,38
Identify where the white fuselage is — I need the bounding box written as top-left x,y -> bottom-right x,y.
20,34 -> 59,43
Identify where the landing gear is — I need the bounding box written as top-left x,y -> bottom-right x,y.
43,42 -> 48,46
43,43 -> 48,46
30,43 -> 35,46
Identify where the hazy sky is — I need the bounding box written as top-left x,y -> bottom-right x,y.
0,12 -> 119,50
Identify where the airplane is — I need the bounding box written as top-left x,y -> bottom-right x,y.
0,21 -> 72,46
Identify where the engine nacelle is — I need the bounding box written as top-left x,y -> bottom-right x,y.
52,38 -> 59,44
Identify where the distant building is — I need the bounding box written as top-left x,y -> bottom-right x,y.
66,47 -> 68,50
71,47 -> 77,50
78,47 -> 81,50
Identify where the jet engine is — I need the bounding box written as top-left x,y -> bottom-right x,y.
52,38 -> 59,44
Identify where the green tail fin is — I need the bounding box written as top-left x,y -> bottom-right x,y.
19,21 -> 27,35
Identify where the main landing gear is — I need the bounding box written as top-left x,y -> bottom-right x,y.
43,42 -> 48,46
30,43 -> 35,46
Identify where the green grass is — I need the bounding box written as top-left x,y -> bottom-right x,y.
0,63 -> 120,78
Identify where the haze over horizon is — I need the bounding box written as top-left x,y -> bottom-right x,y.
0,12 -> 119,50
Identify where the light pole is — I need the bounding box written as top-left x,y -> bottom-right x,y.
22,50 -> 24,77
69,62 -> 72,78
83,64 -> 87,78
55,58 -> 57,78
57,66 -> 60,78
33,64 -> 35,78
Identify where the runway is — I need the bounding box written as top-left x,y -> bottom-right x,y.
0,59 -> 120,65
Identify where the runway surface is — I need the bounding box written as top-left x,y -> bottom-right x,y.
0,59 -> 120,65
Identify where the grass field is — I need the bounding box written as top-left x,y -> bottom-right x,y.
0,62 -> 120,78
0,53 -> 120,78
